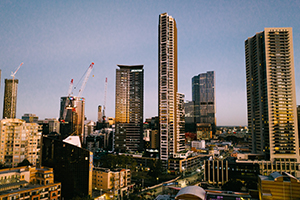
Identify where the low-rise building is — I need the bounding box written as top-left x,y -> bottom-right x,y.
258,172 -> 300,199
92,167 -> 132,199
0,166 -> 61,200
169,153 -> 209,174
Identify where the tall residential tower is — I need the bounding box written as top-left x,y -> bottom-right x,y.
115,65 -> 144,152
245,27 -> 299,162
158,13 -> 185,165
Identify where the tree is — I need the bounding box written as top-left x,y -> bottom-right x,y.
70,196 -> 93,200
148,159 -> 163,177
100,154 -> 136,170
222,180 -> 244,192
0,162 -> 5,169
17,159 -> 32,167
245,180 -> 257,190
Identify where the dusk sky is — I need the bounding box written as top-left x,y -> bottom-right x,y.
1,0 -> 300,126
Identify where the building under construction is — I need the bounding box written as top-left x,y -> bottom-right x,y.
3,79 -> 18,119
59,96 -> 85,141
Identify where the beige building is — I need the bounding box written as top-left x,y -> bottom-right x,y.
0,166 -> 61,200
92,167 -> 131,199
159,13 -> 185,168
258,172 -> 300,199
0,118 -> 42,167
245,28 -> 299,165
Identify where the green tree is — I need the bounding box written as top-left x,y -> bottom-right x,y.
70,196 -> 93,200
148,159 -> 163,177
245,180 -> 257,190
222,180 -> 244,192
17,159 -> 32,167
0,162 -> 5,169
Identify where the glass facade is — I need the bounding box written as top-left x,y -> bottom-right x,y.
192,71 -> 215,132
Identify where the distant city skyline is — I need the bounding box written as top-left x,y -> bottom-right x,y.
1,1 -> 300,126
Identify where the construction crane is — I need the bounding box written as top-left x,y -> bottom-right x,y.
11,62 -> 23,79
78,62 -> 94,97
10,62 -> 23,118
102,77 -> 108,122
61,79 -> 74,122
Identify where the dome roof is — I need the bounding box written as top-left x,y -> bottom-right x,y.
175,186 -> 206,200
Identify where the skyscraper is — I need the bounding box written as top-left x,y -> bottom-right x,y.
159,13 -> 185,165
192,71 -> 216,133
245,27 -> 299,162
59,96 -> 85,141
115,65 -> 144,152
3,79 -> 18,119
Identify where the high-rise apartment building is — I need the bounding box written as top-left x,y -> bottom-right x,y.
159,13 -> 186,165
192,71 -> 216,133
245,27 -> 299,162
115,65 -> 144,152
0,118 -> 42,167
59,96 -> 85,141
3,79 -> 18,119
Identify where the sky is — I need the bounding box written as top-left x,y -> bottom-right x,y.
1,0 -> 300,126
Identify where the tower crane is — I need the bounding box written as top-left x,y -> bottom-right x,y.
61,79 -> 74,122
103,77 -> 108,122
78,62 -> 94,97
10,62 -> 23,118
11,62 -> 23,79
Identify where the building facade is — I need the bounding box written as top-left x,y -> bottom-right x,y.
115,65 -> 144,152
92,167 -> 131,199
176,93 -> 186,153
158,12 -> 179,166
42,136 -> 93,199
59,96 -> 85,141
0,118 -> 42,167
38,118 -> 60,135
192,71 -> 216,133
0,166 -> 61,200
3,79 -> 18,119
258,172 -> 300,199
245,28 -> 299,162
22,113 -> 39,123
184,100 -> 196,133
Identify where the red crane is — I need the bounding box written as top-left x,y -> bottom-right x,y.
78,62 -> 94,97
